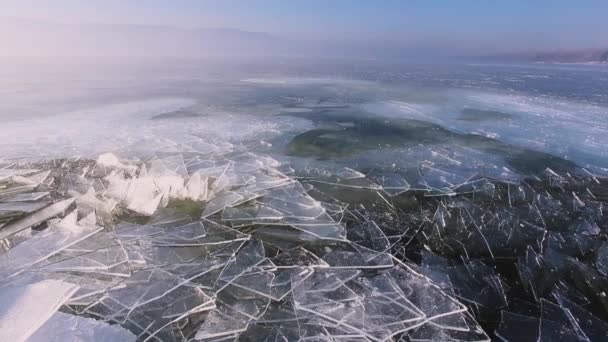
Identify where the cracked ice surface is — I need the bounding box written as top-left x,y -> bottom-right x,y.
2,138 -> 608,341
1,99 -> 608,341
0,147 -> 492,342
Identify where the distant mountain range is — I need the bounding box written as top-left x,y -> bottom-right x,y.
0,17 -> 291,58
0,17 -> 411,60
531,49 -> 608,63
479,48 -> 608,64
2,16 -> 607,63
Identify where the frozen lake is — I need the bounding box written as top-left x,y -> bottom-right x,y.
1,58 -> 608,341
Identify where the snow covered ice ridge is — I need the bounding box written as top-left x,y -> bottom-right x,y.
0,149 -> 488,342
1,147 -> 608,341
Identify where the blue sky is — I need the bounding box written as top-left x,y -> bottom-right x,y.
4,0 -> 608,51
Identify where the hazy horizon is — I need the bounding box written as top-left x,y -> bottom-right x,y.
2,1 -> 608,59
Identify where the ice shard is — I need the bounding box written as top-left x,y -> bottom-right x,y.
0,278 -> 79,342
26,312 -> 136,342
0,198 -> 75,241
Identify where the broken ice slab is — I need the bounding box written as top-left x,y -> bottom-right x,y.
148,155 -> 189,177
0,211 -> 102,278
0,277 -> 79,342
0,191 -> 50,202
258,195 -> 326,220
253,214 -> 347,241
221,204 -> 284,224
306,176 -> 383,192
372,173 -> 411,196
194,305 -> 250,340
0,168 -> 40,182
119,285 -> 216,342
154,175 -> 187,206
142,220 -> 249,247
222,261 -> 278,300
0,227 -> 32,252
287,221 -> 347,243
433,311 -> 488,336
154,221 -> 207,240
347,220 -> 391,253
192,163 -> 230,181
406,312 -> 490,342
494,311 -> 540,342
316,241 -> 394,269
181,171 -> 209,201
551,291 -> 608,341
336,167 -> 366,179
223,195 -> 343,229
60,272 -> 130,307
128,189 -> 163,216
161,287 -> 216,319
449,177 -> 496,197
537,299 -> 590,341
293,319 -> 371,341
104,169 -> 177,216
293,271 -> 426,341
213,240 -> 268,293
568,217 -> 601,236
298,269 -> 360,293
239,183 -> 330,222
125,177 -> 163,215
11,170 -> 51,186
201,191 -> 244,218
252,225 -> 336,250
0,183 -> 40,199
236,324 -> 295,342
495,284 -> 608,341
0,171 -> 50,199
96,152 -> 136,173
87,268 -> 217,324
0,200 -> 50,218
271,247 -> 329,269
0,197 -> 75,241
112,222 -> 167,242
413,163 -> 481,195
267,266 -> 313,301
423,200 -> 547,258
207,163 -> 234,195
387,262 -> 468,324
216,286 -> 271,321
37,232 -> 131,277
596,242 -> 608,276
238,174 -> 293,194
75,187 -> 118,219
418,252 -> 508,319
543,234 -> 594,268
26,312 -> 136,342
517,246 -> 560,302
147,208 -> 194,228
565,258 -> 608,315
120,238 -> 243,279
254,298 -> 309,325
